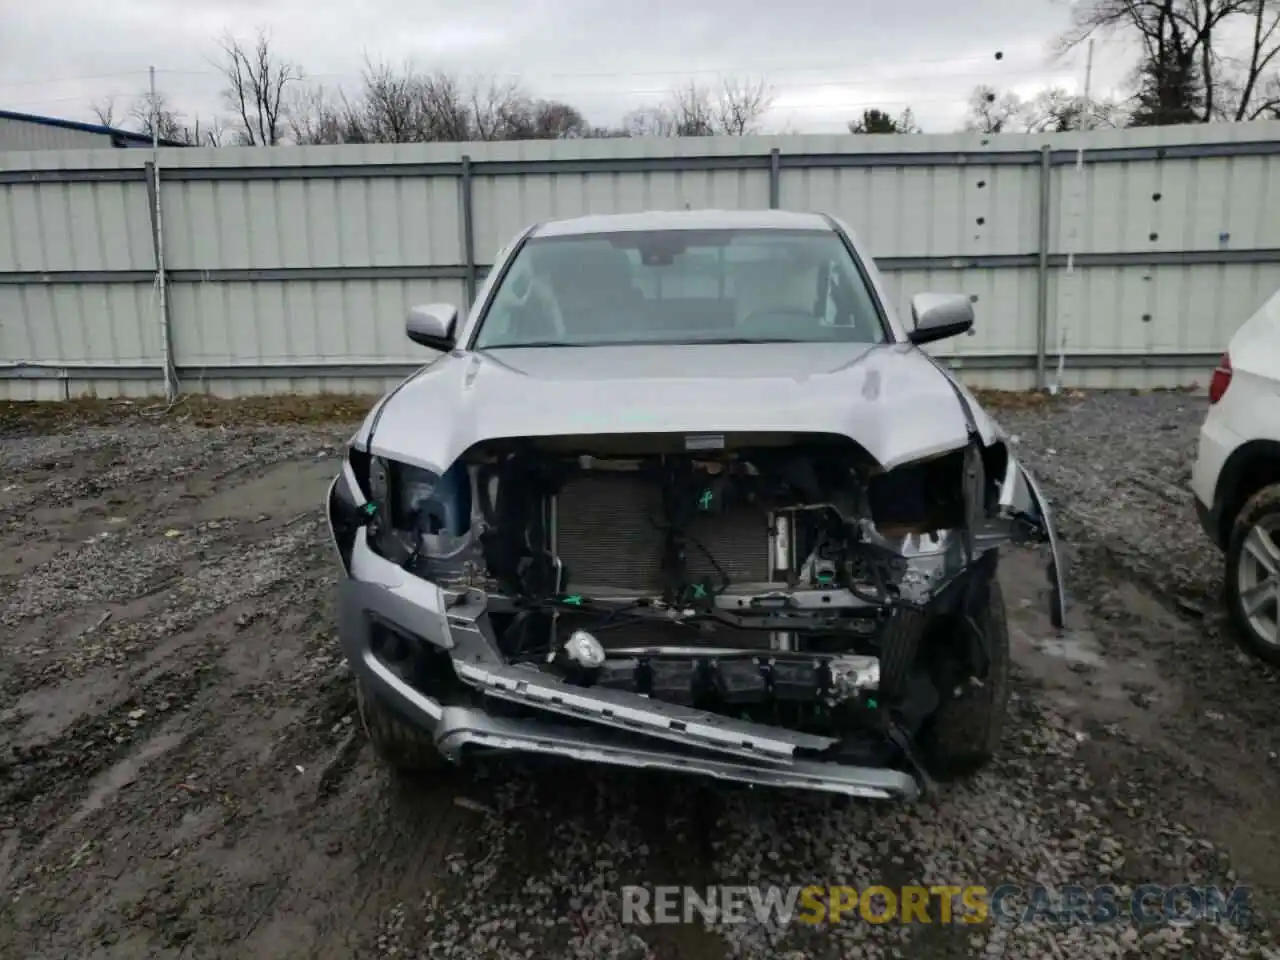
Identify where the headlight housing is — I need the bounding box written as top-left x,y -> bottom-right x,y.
369,455 -> 389,503
394,463 -> 439,528
367,456 -> 441,531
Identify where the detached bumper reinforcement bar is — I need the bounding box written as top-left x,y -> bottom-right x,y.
434,707 -> 920,801
453,660 -> 838,765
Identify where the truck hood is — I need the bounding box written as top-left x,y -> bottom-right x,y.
356,342 -> 999,472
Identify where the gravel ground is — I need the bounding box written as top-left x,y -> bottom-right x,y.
1,391 -> 1278,960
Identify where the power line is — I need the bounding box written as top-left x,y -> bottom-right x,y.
0,46 -> 1066,92
0,69 -> 149,91
2,64 -> 1078,113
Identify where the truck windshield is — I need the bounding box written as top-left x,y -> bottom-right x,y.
472,227 -> 888,349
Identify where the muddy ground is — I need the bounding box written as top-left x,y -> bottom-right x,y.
0,391 -> 1278,959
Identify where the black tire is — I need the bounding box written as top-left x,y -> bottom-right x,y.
878,608 -> 927,699
919,577 -> 1010,780
356,680 -> 450,774
1224,483 -> 1280,669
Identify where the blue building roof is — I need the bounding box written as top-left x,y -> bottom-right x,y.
0,108 -> 188,148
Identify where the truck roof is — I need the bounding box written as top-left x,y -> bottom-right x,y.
531,209 -> 833,238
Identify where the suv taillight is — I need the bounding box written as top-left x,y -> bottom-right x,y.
1209,352 -> 1232,404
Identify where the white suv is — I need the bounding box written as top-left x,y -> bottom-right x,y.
1192,287 -> 1280,666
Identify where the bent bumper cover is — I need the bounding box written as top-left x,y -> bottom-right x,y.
333,513 -> 919,800
435,707 -> 915,799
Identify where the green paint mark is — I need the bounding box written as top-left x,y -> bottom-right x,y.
817,572 -> 834,583
361,502 -> 377,517
691,583 -> 707,599
698,489 -> 713,510
866,698 -> 878,709
562,595 -> 584,606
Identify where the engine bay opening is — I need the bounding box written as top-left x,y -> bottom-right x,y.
352,431 -> 1024,738
450,431 -> 931,602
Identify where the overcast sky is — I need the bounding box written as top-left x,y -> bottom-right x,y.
2,0 -> 1140,135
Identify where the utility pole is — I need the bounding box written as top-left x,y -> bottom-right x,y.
1081,38 -> 1095,131
1052,38 -> 1094,395
150,65 -> 176,403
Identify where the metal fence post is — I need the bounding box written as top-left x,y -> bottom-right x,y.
144,160 -> 178,400
1034,144 -> 1052,391
460,155 -> 477,307
769,148 -> 781,209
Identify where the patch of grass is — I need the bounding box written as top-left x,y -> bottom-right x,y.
969,388 -> 1059,411
0,393 -> 381,433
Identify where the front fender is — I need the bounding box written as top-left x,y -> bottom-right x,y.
1000,458 -> 1068,629
326,460 -> 369,577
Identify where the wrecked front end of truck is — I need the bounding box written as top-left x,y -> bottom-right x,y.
326,420 -> 1064,802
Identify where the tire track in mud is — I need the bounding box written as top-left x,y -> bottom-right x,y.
3,524 -> 308,656
0,427 -> 478,959
0,425 -> 342,546
0,662 -> 219,832
0,437 -> 338,954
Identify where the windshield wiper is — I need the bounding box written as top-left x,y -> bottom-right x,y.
483,337 -> 813,349
677,337 -> 808,345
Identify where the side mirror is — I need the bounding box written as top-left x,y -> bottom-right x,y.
907,293 -> 974,345
406,303 -> 458,351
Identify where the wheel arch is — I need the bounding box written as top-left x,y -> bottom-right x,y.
1216,440 -> 1280,547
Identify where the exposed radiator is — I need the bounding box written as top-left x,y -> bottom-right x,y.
554,472 -> 772,594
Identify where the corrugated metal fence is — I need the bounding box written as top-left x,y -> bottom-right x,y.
3,123 -> 1280,399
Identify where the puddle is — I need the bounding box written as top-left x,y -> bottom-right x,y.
69,726 -> 186,826
1026,628 -> 1104,667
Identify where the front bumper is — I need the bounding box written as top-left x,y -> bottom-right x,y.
1191,415 -> 1239,550
328,474 -> 920,801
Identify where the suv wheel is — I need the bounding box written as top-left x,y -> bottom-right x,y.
919,576 -> 1010,780
356,680 -> 449,774
1225,484 -> 1280,668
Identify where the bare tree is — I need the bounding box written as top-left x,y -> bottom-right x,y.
470,76 -> 531,140
129,90 -> 188,143
185,115 -> 227,148
716,77 -> 775,135
1022,87 -> 1126,131
497,98 -> 590,139
1128,28 -> 1205,125
581,124 -> 632,138
848,107 -> 920,133
357,58 -> 428,142
214,29 -> 304,145
528,100 -> 590,138
668,82 -> 719,136
620,77 -> 773,137
1059,0 -> 1280,122
88,89 -> 223,145
1220,0 -> 1280,119
296,59 -> 591,144
90,96 -> 122,128
1060,0 -> 1217,119
353,61 -> 485,142
962,83 -> 1126,133
1251,70 -> 1280,117
420,72 -> 473,141
288,85 -> 365,144
621,104 -> 681,137
963,85 -> 1025,133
